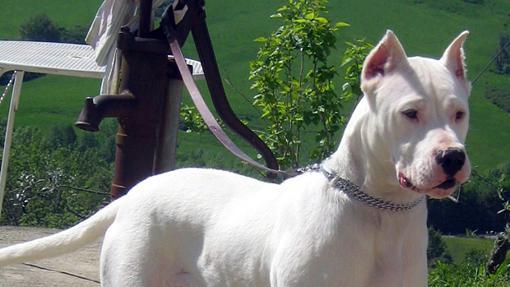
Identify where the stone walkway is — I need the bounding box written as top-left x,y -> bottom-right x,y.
0,226 -> 101,286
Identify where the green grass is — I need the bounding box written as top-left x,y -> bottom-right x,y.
1,0 -> 510,171
443,236 -> 495,264
0,0 -> 103,40
0,76 -> 102,129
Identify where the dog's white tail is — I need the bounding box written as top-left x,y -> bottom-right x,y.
0,196 -> 123,266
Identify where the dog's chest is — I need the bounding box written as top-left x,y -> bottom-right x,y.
270,200 -> 426,287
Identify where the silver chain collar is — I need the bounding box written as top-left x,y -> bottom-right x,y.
303,163 -> 425,212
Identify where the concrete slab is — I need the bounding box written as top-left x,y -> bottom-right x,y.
0,226 -> 101,286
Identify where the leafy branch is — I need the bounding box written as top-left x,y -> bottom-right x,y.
249,0 -> 370,168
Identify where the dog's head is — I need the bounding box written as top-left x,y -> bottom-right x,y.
360,30 -> 471,199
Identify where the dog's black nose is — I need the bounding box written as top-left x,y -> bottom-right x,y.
436,148 -> 466,176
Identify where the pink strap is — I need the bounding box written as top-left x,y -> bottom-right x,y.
169,39 -> 286,176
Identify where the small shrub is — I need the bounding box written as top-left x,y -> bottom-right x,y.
486,86 -> 510,113
0,126 -> 113,228
179,105 -> 209,133
494,34 -> 510,75
465,249 -> 489,266
428,228 -> 453,266
19,14 -> 62,42
60,25 -> 88,44
19,13 -> 87,44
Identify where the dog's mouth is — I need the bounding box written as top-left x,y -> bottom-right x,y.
399,173 -> 419,192
434,178 -> 456,189
398,173 -> 457,194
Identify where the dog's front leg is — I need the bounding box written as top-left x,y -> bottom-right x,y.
269,249 -> 367,287
402,225 -> 428,287
402,246 -> 428,286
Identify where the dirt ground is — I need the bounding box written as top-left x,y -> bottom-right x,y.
0,226 -> 101,287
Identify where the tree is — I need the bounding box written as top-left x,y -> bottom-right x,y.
249,0 -> 351,168
19,14 -> 62,43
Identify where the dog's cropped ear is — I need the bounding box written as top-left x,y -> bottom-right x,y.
440,31 -> 469,80
361,30 -> 409,95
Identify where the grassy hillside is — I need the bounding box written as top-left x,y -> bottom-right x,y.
0,0 -> 509,171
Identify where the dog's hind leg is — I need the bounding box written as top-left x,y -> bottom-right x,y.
99,222 -> 170,286
99,219 -> 203,287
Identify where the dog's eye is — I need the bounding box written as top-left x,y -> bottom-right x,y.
455,111 -> 465,121
402,109 -> 418,120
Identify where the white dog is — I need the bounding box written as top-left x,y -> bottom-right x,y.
0,30 -> 471,287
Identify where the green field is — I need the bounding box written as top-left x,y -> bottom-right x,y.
1,0 -> 510,171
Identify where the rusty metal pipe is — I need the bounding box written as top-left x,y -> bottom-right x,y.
75,8 -> 175,199
139,0 -> 153,37
75,91 -> 136,132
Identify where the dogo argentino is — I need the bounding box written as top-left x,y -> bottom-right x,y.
0,30 -> 471,287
